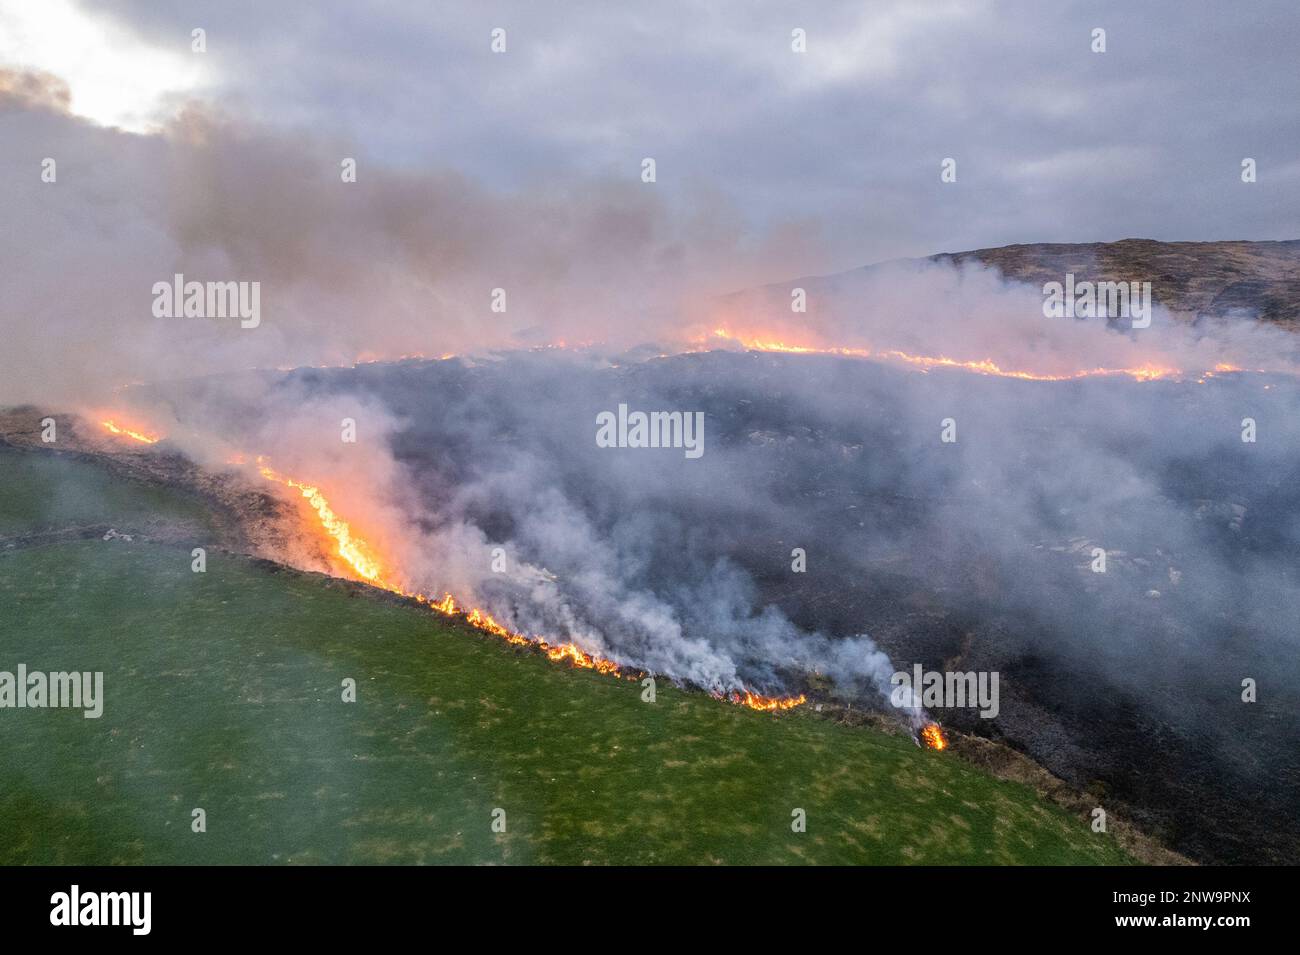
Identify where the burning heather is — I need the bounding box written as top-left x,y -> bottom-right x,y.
82,320 -> 1300,866
91,288 -> 1300,752
703,327 -> 1239,383
257,462 -> 387,584
252,458 -> 631,681
246,447 -> 799,710
100,418 -> 161,444
919,724 -> 948,751
100,403 -> 898,712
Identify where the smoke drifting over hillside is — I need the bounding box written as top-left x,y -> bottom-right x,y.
7,65 -> 1300,412
136,343 -> 1298,862
0,72 -> 824,407
143,342 -> 1300,716
8,60 -> 1300,717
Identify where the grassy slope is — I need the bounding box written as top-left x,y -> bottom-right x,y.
0,449 -> 1132,864
0,449 -> 214,537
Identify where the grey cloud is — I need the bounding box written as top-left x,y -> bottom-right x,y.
82,0 -> 1300,268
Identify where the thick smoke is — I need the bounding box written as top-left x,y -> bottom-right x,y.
706,254 -> 1300,378
146,315 -> 1300,712
177,337 -> 1296,865
0,69 -> 823,408
159,362 -> 905,701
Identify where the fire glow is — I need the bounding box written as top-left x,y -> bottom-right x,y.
100,419 -> 160,444
705,328 -> 1189,382
920,723 -> 948,750
251,456 -> 803,711
97,411 -> 730,698
724,689 -> 807,712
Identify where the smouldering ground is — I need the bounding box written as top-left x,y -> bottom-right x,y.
0,448 -> 1131,864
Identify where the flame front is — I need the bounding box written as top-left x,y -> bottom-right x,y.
85,321 -> 1277,723
100,419 -> 161,444
726,689 -> 808,712
252,454 -> 803,710
92,418 -> 807,711
257,464 -> 385,583
705,328 -> 1191,382
920,723 -> 948,750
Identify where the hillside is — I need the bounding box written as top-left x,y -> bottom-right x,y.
0,445 -> 1137,865
936,238 -> 1300,325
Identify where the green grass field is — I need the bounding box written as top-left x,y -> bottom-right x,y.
0,448 -> 214,537
0,447 -> 1132,864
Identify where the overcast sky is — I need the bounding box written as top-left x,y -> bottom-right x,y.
3,0 -> 1297,272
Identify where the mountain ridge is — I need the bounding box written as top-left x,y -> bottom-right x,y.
768,239 -> 1300,326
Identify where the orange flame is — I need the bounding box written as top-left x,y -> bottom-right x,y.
254,457 -> 803,710
91,416 -> 805,711
100,419 -> 160,444
257,464 -> 386,582
705,328 -> 1189,382
920,723 -> 948,750
726,689 -> 808,712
